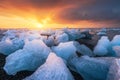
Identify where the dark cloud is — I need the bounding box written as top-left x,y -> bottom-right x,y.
0,0 -> 87,9
58,0 -> 120,23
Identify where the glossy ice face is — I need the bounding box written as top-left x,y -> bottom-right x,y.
3,50 -> 32,75
24,53 -> 74,80
4,40 -> 51,75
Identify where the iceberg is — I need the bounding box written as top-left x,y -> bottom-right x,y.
54,33 -> 69,45
44,36 -> 55,47
111,35 -> 120,46
4,40 -> 51,75
93,36 -> 111,56
97,32 -> 107,36
80,29 -> 92,39
0,38 -> 24,55
24,53 -> 74,80
74,42 -> 93,56
63,28 -> 82,40
68,56 -> 115,80
19,32 -> 41,41
52,41 -> 77,61
100,28 -> 107,32
97,28 -> 107,36
113,46 -> 120,57
107,59 -> 120,80
40,29 -> 55,36
2,30 -> 19,41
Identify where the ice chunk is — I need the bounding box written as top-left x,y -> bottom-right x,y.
108,35 -> 120,56
52,41 -> 77,61
74,43 -> 93,56
40,29 -> 55,36
24,53 -> 74,80
97,32 -> 106,36
4,40 -> 51,75
111,35 -> 120,46
0,38 -> 24,55
19,32 -> 41,41
68,56 -> 115,80
44,36 -> 55,47
97,28 -> 107,36
63,28 -> 82,40
80,29 -> 92,39
113,46 -> 120,57
93,36 -> 111,56
100,28 -> 107,32
55,33 -> 69,45
40,36 -> 48,41
2,30 -> 19,40
107,59 -> 120,80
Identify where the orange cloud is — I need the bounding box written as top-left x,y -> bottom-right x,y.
0,0 -> 120,29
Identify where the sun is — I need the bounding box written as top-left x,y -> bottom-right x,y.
36,23 -> 43,28
27,17 -> 51,29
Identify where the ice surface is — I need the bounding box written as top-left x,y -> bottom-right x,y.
24,53 -> 74,80
2,29 -> 120,79
108,35 -> 120,56
111,35 -> 120,46
40,29 -> 55,36
107,59 -> 120,80
63,28 -> 82,40
97,32 -> 106,36
74,42 -> 93,56
97,28 -> 107,36
99,28 -> 107,32
54,33 -> 69,45
0,38 -> 24,55
68,56 -> 115,80
2,30 -> 19,41
80,29 -> 92,39
113,46 -> 120,57
51,41 -> 77,61
93,36 -> 111,56
44,36 -> 55,47
4,40 -> 51,75
19,31 -> 41,41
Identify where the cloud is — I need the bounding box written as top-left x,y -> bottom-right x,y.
0,0 -> 120,28
0,0 -> 85,9
57,0 -> 120,23
0,0 -> 91,22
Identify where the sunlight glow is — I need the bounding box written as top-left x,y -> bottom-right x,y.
36,23 -> 43,28
27,17 -> 51,29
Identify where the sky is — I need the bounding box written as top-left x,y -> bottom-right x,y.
0,0 -> 120,29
